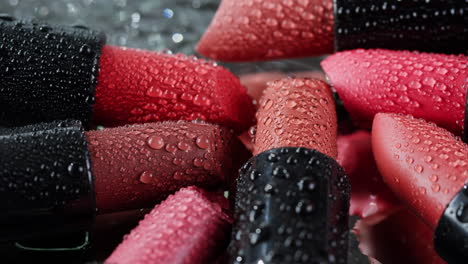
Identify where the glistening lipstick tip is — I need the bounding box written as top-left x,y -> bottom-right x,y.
372,113 -> 468,229
253,78 -> 337,158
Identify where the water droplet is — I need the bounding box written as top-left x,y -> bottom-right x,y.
436,68 -> 448,75
173,171 -> 184,180
195,136 -> 210,149
430,174 -> 439,182
297,177 -> 316,192
147,136 -> 164,149
79,44 -> 93,56
146,87 -> 163,98
139,171 -> 153,184
177,141 -> 190,151
264,183 -> 275,194
409,81 -> 422,89
193,94 -> 211,106
419,187 -> 426,195
281,20 -> 296,29
295,199 -> 315,215
193,158 -> 204,167
263,99 -> 273,110
422,77 -> 436,87
173,158 -> 183,165
286,100 -> 297,108
431,184 -> 441,192
165,144 -> 177,154
414,165 -> 424,173
424,156 -> 433,163
266,18 -> 278,26
456,204 -> 468,223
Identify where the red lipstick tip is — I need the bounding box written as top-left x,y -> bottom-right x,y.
95,45 -> 255,133
322,49 -> 468,134
372,113 -> 468,228
196,0 -> 335,62
253,78 -> 337,158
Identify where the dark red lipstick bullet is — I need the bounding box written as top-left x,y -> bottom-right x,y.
0,120 -> 245,242
0,16 -> 255,132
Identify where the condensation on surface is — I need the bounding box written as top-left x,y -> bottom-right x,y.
0,0 -> 323,74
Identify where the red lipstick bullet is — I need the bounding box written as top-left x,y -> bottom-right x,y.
0,120 -> 245,242
197,0 -> 466,61
0,17 -> 255,132
106,186 -> 232,264
372,113 -> 468,262
321,49 -> 468,137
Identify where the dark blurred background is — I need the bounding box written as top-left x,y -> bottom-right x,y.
0,0 -> 367,263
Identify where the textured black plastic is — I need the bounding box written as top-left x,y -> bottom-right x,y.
0,120 -> 96,242
229,147 -> 350,264
0,15 -> 106,128
333,0 -> 468,54
434,185 -> 468,263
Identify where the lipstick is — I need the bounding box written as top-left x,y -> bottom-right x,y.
0,16 -> 255,132
337,131 -> 401,222
372,113 -> 468,262
321,49 -> 468,137
355,208 -> 445,264
229,78 -> 350,263
106,186 -> 231,264
0,119 -> 245,242
196,0 -> 466,61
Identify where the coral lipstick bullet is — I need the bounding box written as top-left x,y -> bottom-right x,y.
0,120 -> 245,242
372,113 -> 468,262
229,78 -> 350,264
0,16 -> 255,132
197,0 -> 466,61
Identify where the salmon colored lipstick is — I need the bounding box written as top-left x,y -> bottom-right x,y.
229,78 -> 350,263
253,78 -> 337,158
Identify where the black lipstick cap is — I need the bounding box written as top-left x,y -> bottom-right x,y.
0,120 -> 96,242
0,15 -> 106,128
434,184 -> 468,263
334,0 -> 468,55
229,147 -> 350,264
